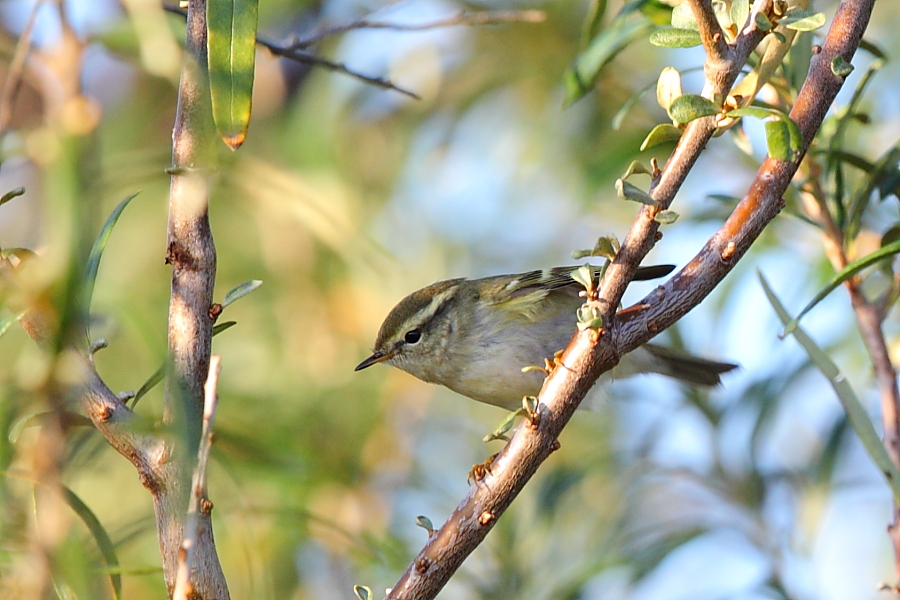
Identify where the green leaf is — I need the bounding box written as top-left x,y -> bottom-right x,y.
779,10 -> 826,31
667,94 -> 719,125
616,179 -> 659,206
670,3 -> 698,30
621,160 -> 652,180
781,239 -> 900,336
207,0 -> 259,149
84,193 -> 139,339
354,585 -> 373,600
654,209 -> 679,224
831,56 -> 854,77
730,0 -> 750,28
649,27 -> 702,48
132,321 -> 237,407
0,187 -> 25,207
62,486 -> 122,600
754,11 -> 772,31
764,119 -> 791,161
640,123 -> 683,150
726,106 -> 776,120
221,279 -> 263,308
760,272 -> 900,505
564,17 -> 655,105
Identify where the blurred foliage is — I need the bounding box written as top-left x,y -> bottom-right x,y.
0,0 -> 899,599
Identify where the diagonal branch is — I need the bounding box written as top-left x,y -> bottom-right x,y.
384,0 -> 874,596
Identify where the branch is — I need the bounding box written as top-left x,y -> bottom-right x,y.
161,0 -> 228,597
686,0 -> 728,63
384,0 -> 874,596
173,356 -> 222,600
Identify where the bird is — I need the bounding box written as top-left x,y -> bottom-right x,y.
356,265 -> 737,410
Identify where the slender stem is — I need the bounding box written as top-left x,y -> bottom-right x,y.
160,0 -> 228,597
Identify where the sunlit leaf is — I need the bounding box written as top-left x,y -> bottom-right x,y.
764,119 -> 791,161
640,123 -> 683,150
781,239 -> 900,335
656,67 -> 682,111
207,0 -> 259,149
667,94 -> 719,125
760,272 -> 900,505
779,10 -> 826,31
649,27 -> 702,48
730,0 -> 750,28
221,279 -> 263,308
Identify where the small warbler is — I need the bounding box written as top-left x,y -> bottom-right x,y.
356,265 -> 737,410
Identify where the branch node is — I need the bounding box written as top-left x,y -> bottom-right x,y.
478,511 -> 494,526
415,557 -> 432,574
721,241 -> 737,261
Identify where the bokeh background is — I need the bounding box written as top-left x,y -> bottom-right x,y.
1,0 -> 900,598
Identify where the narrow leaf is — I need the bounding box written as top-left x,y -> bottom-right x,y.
222,279 -> 263,308
760,273 -> 900,504
782,239 -> 900,335
649,27 -> 702,48
564,17 -> 654,105
667,94 -> 719,125
62,486 -> 122,600
641,123 -> 683,150
84,193 -> 139,339
208,0 -> 259,149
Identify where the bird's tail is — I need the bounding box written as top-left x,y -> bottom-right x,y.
642,343 -> 738,386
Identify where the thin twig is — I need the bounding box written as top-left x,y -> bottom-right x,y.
255,36 -> 422,100
173,355 -> 222,600
385,0 -> 874,596
292,9 -> 547,48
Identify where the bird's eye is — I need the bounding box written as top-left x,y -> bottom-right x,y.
404,329 -> 422,344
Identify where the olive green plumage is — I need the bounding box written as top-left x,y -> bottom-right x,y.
356,265 -> 736,410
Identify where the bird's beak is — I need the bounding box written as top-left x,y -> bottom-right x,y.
355,349 -> 395,371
